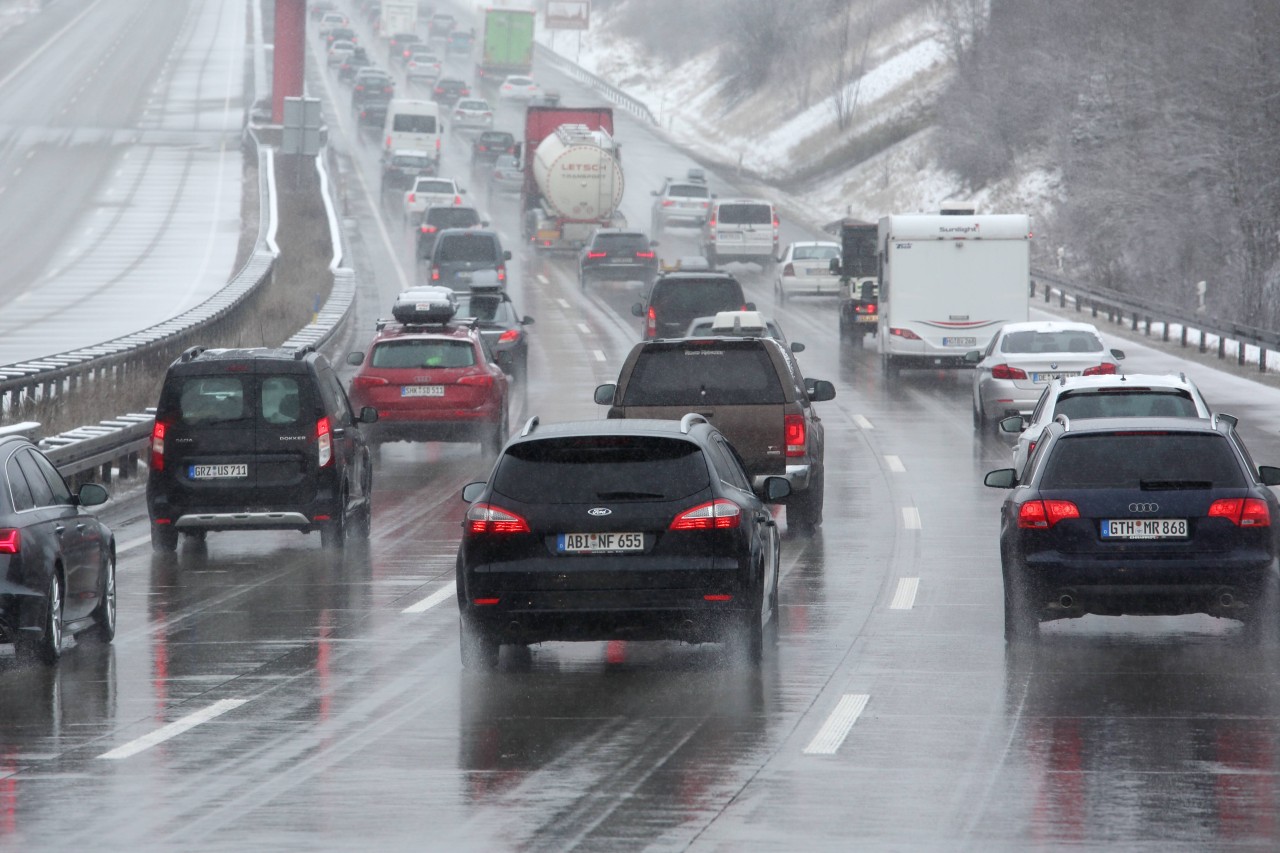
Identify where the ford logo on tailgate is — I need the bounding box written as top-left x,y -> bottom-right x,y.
587,507 -> 612,517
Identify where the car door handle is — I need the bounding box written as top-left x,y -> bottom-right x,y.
54,525 -> 66,536
76,523 -> 87,532
333,427 -> 347,438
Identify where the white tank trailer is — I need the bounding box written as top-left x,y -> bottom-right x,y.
528,124 -> 624,248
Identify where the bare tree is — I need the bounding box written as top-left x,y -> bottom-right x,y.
828,4 -> 873,131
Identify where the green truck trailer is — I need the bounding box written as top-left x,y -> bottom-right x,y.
476,8 -> 535,81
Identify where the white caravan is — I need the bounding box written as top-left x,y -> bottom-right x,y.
877,213 -> 1031,376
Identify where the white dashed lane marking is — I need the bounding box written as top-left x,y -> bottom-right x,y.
803,694 -> 871,755
889,577 -> 919,610
98,699 -> 249,760
853,415 -> 874,430
902,507 -> 921,529
402,585 -> 455,614
885,455 -> 905,472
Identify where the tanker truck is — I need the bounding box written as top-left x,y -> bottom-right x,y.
520,106 -> 624,251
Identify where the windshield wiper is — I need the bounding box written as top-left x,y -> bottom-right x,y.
595,491 -> 666,500
1140,479 -> 1212,490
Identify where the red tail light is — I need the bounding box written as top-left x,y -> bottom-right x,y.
1083,363 -> 1119,376
473,598 -> 501,606
150,420 -> 167,470
497,265 -> 506,282
703,594 -> 733,602
408,192 -> 416,203
452,194 -> 461,204
420,225 -> 437,234
662,200 -> 674,207
0,528 -> 20,555
889,327 -> 921,340
351,375 -> 388,390
991,363 -> 1029,380
457,373 -> 494,387
587,251 -> 607,259
670,499 -> 741,530
466,502 -> 529,534
1209,498 -> 1271,527
782,263 -> 795,277
477,145 -> 488,152
431,267 -> 440,280
385,134 -> 392,148
498,330 -> 520,343
784,414 -> 806,457
355,84 -> 365,92
1017,499 -> 1079,529
646,305 -> 656,337
708,217 -> 716,229
635,251 -> 655,259
316,417 -> 333,468
855,303 -> 877,314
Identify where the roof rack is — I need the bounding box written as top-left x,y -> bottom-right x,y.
180,346 -> 207,362
293,344 -> 316,360
679,412 -> 710,434
519,415 -> 539,437
1053,413 -> 1071,431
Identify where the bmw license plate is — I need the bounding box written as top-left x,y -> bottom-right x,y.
189,464 -> 248,480
402,385 -> 444,397
557,532 -> 644,553
1101,519 -> 1188,539
1031,371 -> 1081,383
942,336 -> 977,347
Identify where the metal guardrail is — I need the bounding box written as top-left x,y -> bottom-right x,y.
533,42 -> 657,125
1031,268 -> 1280,373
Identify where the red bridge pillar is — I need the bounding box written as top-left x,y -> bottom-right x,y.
273,0 -> 306,123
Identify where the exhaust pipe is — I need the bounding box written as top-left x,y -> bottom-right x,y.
1058,594 -> 1074,609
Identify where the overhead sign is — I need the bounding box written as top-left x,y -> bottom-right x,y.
545,0 -> 589,30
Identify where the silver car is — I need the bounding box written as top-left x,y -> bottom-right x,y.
487,154 -> 522,198
1003,372 -> 1214,477
969,321 -> 1125,430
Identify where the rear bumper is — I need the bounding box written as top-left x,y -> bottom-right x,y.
582,263 -> 656,282
779,276 -> 839,296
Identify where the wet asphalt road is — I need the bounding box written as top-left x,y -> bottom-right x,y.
3,5 -> 1280,850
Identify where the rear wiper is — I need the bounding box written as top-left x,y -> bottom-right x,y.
595,491 -> 666,500
1140,480 -> 1212,490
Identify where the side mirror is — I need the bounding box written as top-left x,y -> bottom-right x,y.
828,258 -> 841,275
521,315 -> 534,325
650,190 -> 659,196
631,303 -> 644,318
761,476 -> 791,502
1260,466 -> 1280,487
790,342 -> 806,353
1111,348 -> 1126,360
359,406 -> 379,424
347,351 -> 366,366
77,482 -> 109,507
745,301 -> 756,311
962,350 -> 983,364
806,379 -> 836,402
481,220 -> 490,227
984,469 -> 1018,489
999,415 -> 1027,434
461,481 -> 486,502
593,383 -> 617,405
495,350 -> 513,367
503,250 -> 512,261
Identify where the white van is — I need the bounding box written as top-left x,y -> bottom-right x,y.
382,99 -> 443,168
701,198 -> 778,269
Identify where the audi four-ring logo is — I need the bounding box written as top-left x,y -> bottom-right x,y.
587,507 -> 612,516
1128,503 -> 1159,513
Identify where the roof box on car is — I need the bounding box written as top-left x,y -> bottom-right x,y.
468,269 -> 503,291
390,286 -> 458,324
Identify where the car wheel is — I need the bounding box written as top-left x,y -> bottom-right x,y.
704,248 -> 717,268
151,523 -> 179,553
736,591 -> 765,666
776,280 -> 787,304
321,494 -> 347,550
1246,567 -> 1280,646
973,399 -> 989,431
788,467 -> 824,532
881,353 -> 899,379
579,271 -> 590,290
1003,569 -> 1039,643
459,614 -> 499,670
18,573 -> 63,665
849,330 -> 864,349
483,409 -> 508,457
83,551 -> 117,644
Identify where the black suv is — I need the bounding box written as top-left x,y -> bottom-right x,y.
427,229 -> 511,290
381,150 -> 436,194
416,204 -> 486,260
471,130 -> 515,166
431,77 -> 470,106
455,415 -> 791,669
985,415 -> 1280,642
595,337 -> 834,530
147,346 -> 379,552
351,69 -> 395,110
579,228 -> 659,289
631,270 -> 750,340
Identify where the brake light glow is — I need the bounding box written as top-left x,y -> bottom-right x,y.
498,330 -> 520,343
587,251 -> 607,259
497,265 -> 506,282
703,594 -> 733,602
385,134 -> 392,149
890,327 -> 921,340
421,225 -> 436,234
431,267 -> 440,281
473,598 -> 501,606
1017,499 -> 1079,529
646,305 -> 656,337
0,529 -> 20,555
1083,363 -> 1119,376
784,414 -> 806,457
662,200 -> 674,207
466,503 -> 530,534
317,417 -> 333,468
150,420 -> 167,471
351,375 -> 388,390
670,499 -> 741,530
408,193 -> 416,203
992,364 -> 1029,380
855,303 -> 877,314
453,194 -> 461,204
457,373 -> 494,387
1209,498 -> 1271,527
635,251 -> 655,259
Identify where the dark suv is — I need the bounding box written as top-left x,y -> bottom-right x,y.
417,204 -> 486,260
471,130 -> 515,166
147,346 -> 378,552
455,415 -> 791,669
595,337 -> 835,530
985,415 -> 1280,642
427,229 -> 511,290
579,228 -> 659,289
631,270 -> 750,340
381,150 -> 435,194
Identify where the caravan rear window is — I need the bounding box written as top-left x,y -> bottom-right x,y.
392,113 -> 437,134
716,204 -> 772,225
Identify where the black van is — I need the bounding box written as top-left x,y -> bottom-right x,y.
631,270 -> 751,340
427,229 -> 511,290
146,346 -> 378,552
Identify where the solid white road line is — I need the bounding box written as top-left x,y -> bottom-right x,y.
889,577 -> 920,610
884,454 -> 905,472
853,415 -> 874,430
402,585 -> 456,614
98,699 -> 249,760
902,507 -> 922,529
593,350 -> 606,362
803,694 -> 870,755
0,0 -> 104,91
577,323 -> 593,335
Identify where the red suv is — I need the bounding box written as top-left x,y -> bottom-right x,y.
347,288 -> 511,455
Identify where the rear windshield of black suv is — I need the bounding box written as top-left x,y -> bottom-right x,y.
174,375 -> 307,426
650,278 -> 743,317
434,234 -> 499,263
424,208 -> 481,229
493,436 -> 709,504
1055,389 -> 1198,419
1041,433 -> 1244,489
716,204 -> 771,225
622,343 -> 784,406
